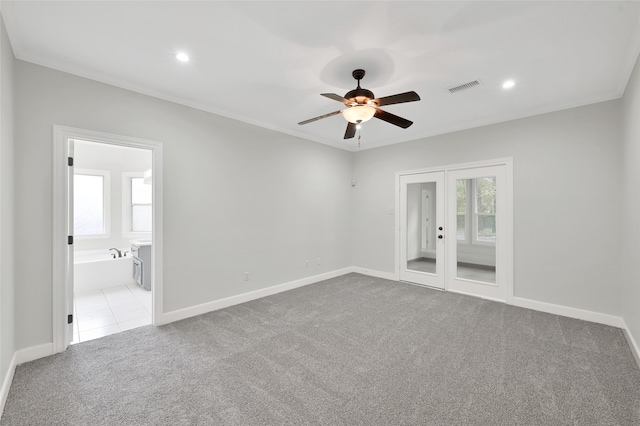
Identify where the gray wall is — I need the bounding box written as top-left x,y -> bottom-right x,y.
622,54 -> 640,348
0,15 -> 15,380
13,60 -> 353,350
352,100 -> 624,316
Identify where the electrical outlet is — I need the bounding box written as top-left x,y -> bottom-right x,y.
305,260 -> 309,268
317,257 -> 321,265
244,272 -> 249,281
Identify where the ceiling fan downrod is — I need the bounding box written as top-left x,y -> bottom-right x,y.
352,69 -> 366,88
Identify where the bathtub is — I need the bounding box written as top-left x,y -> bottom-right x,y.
74,249 -> 137,294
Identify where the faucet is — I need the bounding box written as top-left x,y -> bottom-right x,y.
109,248 -> 122,258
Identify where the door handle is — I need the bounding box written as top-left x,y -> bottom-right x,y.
438,235 -> 443,239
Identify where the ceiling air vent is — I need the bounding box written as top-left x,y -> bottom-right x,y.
448,80 -> 480,94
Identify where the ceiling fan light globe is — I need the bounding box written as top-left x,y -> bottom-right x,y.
342,105 -> 376,124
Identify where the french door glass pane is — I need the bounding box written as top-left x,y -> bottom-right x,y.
406,182 -> 437,274
457,214 -> 466,240
457,179 -> 467,241
74,174 -> 104,235
457,179 -> 467,212
475,177 -> 496,214
477,214 -> 496,240
456,177 -> 496,284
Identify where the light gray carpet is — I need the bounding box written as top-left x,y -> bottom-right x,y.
2,273 -> 640,425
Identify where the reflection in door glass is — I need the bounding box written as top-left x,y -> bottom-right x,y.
406,182 -> 437,274
456,177 -> 496,284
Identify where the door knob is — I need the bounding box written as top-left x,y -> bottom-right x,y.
438,235 -> 443,239
438,227 -> 443,231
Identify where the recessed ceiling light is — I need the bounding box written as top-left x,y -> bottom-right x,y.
502,80 -> 515,89
176,52 -> 190,63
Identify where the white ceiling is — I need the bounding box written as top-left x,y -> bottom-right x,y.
2,1 -> 640,151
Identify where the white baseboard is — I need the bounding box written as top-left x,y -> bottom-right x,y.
157,267 -> 354,325
14,343 -> 54,365
0,342 -> 53,417
513,297 -> 624,328
351,267 -> 397,281
0,352 -> 17,417
448,288 -> 504,303
621,319 -> 640,369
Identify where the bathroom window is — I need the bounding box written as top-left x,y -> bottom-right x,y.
122,172 -> 152,235
131,178 -> 152,232
74,169 -> 111,237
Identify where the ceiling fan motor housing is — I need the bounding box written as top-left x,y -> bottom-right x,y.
344,87 -> 375,105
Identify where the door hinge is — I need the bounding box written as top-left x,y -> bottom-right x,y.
67,314 -> 73,324
68,235 -> 73,245
68,157 -> 73,167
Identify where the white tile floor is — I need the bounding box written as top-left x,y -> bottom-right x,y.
72,283 -> 152,344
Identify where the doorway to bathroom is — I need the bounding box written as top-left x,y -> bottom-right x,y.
71,140 -> 153,343
52,126 -> 164,353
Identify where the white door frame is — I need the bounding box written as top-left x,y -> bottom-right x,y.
395,157 -> 513,304
52,126 -> 164,354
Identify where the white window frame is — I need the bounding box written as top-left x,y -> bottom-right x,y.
74,168 -> 111,239
122,172 -> 152,238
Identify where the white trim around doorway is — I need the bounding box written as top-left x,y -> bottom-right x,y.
52,126 -> 164,355
395,157 -> 514,304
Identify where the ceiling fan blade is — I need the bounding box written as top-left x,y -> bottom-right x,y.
298,110 -> 342,125
344,122 -> 357,139
374,109 -> 413,129
321,93 -> 351,105
375,91 -> 421,107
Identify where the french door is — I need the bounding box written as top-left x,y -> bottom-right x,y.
446,165 -> 508,301
398,162 -> 511,302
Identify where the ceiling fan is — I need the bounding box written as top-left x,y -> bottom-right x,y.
298,69 -> 421,139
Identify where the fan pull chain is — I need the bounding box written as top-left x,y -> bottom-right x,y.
358,131 -> 361,148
